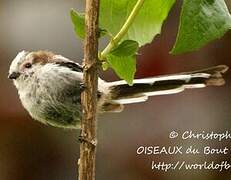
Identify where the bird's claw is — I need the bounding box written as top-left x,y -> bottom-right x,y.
79,83 -> 86,92
78,135 -> 97,147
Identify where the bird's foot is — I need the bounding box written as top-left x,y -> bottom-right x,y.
79,83 -> 86,93
78,135 -> 97,147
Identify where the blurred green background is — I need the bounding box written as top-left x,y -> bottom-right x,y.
0,0 -> 231,179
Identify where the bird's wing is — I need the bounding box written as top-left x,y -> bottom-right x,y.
54,61 -> 83,72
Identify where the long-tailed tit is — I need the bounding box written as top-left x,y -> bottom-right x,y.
8,51 -> 228,129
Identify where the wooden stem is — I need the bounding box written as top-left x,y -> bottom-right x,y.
78,0 -> 99,179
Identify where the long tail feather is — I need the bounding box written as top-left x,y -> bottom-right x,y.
108,65 -> 228,104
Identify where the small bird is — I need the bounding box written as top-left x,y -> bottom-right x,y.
8,50 -> 228,129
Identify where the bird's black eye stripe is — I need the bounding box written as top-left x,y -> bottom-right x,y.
24,63 -> 32,68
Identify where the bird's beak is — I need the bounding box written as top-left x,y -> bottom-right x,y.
8,72 -> 21,80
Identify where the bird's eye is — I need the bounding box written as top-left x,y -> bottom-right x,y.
24,63 -> 32,68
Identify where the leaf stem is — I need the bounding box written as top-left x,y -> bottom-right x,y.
100,0 -> 145,60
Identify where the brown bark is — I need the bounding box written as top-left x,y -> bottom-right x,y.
78,0 -> 99,180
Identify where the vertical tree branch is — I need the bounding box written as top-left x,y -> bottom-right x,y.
78,0 -> 99,180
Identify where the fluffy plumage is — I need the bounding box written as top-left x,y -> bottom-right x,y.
8,50 -> 228,129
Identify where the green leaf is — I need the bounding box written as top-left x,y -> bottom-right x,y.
106,54 -> 136,85
110,40 -> 139,56
70,9 -> 108,39
70,9 -> 85,39
171,0 -> 231,54
99,0 -> 176,46
99,29 -> 108,37
105,40 -> 138,85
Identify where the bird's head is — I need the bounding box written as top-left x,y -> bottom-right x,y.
8,50 -> 56,80
9,50 -> 82,90
8,50 -> 56,87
